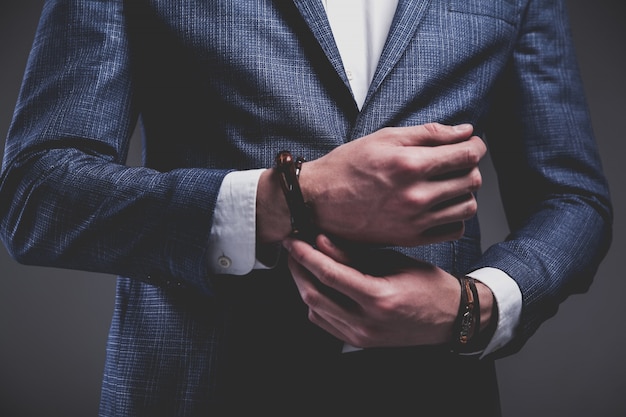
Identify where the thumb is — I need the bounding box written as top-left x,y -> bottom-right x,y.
315,234 -> 353,265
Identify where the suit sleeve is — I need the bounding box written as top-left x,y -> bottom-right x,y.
476,0 -> 613,357
0,0 -> 228,295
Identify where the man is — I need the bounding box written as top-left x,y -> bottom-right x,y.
0,0 -> 612,416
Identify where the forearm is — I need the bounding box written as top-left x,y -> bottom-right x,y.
0,147 -> 229,293
472,200 -> 611,357
474,0 -> 613,356
0,0 -> 234,293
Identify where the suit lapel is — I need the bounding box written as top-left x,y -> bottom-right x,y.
293,0 -> 432,110
366,0 -> 433,104
291,0 -> 351,90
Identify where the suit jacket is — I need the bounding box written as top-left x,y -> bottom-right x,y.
0,0 -> 612,415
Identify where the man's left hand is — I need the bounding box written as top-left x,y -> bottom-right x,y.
284,234 -> 465,348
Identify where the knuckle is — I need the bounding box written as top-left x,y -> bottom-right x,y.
380,126 -> 401,143
373,296 -> 395,316
382,126 -> 398,137
422,122 -> 441,135
289,246 -> 307,264
477,137 -> 488,155
465,139 -> 486,165
383,152 -> 402,172
406,189 -> 429,209
316,264 -> 339,289
464,198 -> 478,218
465,146 -> 480,165
301,289 -> 321,309
469,168 -> 482,190
307,308 -> 318,323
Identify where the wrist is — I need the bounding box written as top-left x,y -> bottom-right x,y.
475,281 -> 496,333
449,276 -> 498,353
274,151 -> 317,242
256,168 -> 293,243
451,275 -> 479,350
295,158 -> 316,209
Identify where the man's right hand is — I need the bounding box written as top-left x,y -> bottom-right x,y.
257,123 -> 486,247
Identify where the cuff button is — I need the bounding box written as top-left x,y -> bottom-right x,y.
218,255 -> 232,269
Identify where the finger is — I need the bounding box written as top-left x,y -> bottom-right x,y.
415,166 -> 482,210
287,253 -> 323,306
283,238 -> 378,305
309,307 -> 377,349
287,251 -> 362,337
314,234 -> 352,264
408,135 -> 486,178
286,245 -> 358,311
306,308 -> 357,346
429,191 -> 478,217
409,193 -> 477,243
389,123 -> 474,147
421,221 -> 466,243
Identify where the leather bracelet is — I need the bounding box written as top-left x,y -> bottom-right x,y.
275,150 -> 315,242
451,275 -> 480,352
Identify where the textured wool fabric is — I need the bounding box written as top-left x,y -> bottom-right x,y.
0,0 -> 612,415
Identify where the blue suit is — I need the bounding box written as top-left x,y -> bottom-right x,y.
0,0 -> 612,415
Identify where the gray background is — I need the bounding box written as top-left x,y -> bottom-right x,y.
1,1 -> 624,416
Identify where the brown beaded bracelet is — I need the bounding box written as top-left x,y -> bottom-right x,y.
451,275 -> 481,352
275,150 -> 316,242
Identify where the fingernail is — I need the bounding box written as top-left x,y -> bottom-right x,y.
453,123 -> 473,131
318,234 -> 332,247
282,238 -> 293,252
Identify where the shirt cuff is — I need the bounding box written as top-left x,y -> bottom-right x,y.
207,169 -> 271,275
466,267 -> 522,357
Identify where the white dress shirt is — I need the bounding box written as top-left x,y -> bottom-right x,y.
206,0 -> 522,356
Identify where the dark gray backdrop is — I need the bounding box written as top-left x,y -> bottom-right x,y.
1,1 -> 624,416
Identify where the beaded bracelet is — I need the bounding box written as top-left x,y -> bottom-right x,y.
275,150 -> 316,242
